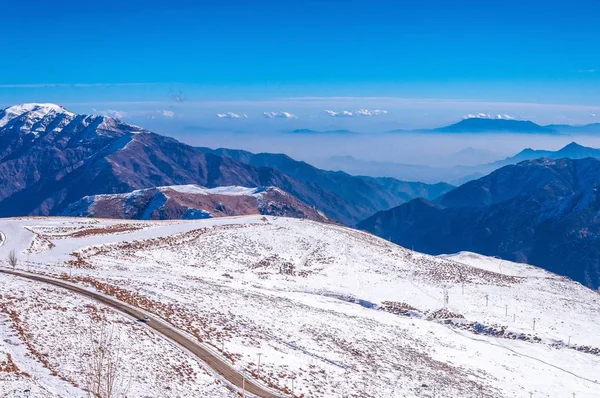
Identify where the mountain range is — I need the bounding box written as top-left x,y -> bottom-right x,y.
358,157 -> 600,289
0,103 -> 450,225
327,141 -> 600,185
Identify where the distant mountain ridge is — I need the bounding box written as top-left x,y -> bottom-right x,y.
432,118 -> 557,134
196,147 -> 454,223
358,157 -> 600,289
327,142 -> 600,185
387,117 -> 600,135
493,142 -> 600,167
290,128 -> 357,134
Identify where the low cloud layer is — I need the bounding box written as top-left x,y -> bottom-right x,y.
356,109 -> 388,116
216,112 -> 247,119
263,111 -> 297,119
325,109 -> 387,117
463,113 -> 515,120
95,109 -> 127,119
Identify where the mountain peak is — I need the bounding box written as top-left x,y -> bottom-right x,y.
561,141 -> 585,150
0,103 -> 75,129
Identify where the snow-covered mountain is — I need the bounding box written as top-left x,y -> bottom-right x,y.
0,103 -> 448,224
62,184 -> 329,222
0,216 -> 599,397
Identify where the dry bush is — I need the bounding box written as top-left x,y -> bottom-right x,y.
81,321 -> 131,398
8,249 -> 17,268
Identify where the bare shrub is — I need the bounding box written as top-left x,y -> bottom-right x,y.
81,321 -> 131,398
8,250 -> 17,268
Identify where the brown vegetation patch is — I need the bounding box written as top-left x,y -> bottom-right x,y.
0,353 -> 29,377
380,301 -> 419,316
0,298 -> 77,386
427,308 -> 465,320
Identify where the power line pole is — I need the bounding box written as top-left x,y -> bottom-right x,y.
257,353 -> 262,378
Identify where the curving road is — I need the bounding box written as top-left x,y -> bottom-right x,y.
0,268 -> 284,398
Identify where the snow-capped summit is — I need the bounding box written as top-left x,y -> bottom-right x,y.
0,103 -> 74,127
0,103 -> 76,135
0,103 -> 147,140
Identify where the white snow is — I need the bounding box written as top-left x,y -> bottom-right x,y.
87,185 -> 272,198
1,216 -> 599,397
0,103 -> 74,129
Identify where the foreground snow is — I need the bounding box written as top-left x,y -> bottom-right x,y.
1,216 -> 599,397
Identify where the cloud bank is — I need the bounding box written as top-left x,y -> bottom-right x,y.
263,111 -> 297,119
324,109 -> 388,117
356,109 -> 388,116
463,113 -> 515,120
216,112 -> 247,119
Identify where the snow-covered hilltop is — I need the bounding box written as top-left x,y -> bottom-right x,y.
1,216 -> 599,397
61,184 -> 329,222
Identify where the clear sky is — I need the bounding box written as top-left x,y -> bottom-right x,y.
1,0 -> 600,152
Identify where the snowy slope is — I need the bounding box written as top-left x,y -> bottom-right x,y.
0,217 -> 599,397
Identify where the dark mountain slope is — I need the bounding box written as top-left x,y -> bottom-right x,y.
358,158 -> 600,289
197,147 -> 454,223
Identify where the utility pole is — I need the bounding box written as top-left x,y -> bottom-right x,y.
533,318 -> 537,331
513,313 -> 515,322
568,336 -> 571,346
485,294 -> 489,307
257,353 -> 262,378
505,304 -> 508,316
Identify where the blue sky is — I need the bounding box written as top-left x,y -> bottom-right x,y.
1,0 -> 599,139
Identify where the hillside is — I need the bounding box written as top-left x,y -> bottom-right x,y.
1,216 -> 599,397
358,157 -> 600,288
62,185 -> 329,222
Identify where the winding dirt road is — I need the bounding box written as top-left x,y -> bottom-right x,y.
0,268 -> 284,398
